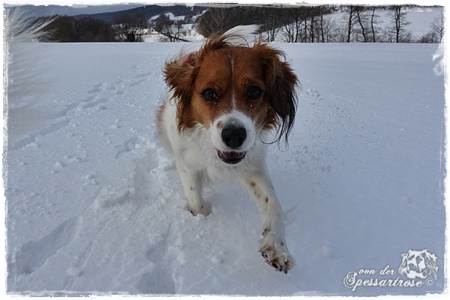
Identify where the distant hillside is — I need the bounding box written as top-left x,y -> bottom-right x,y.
74,5 -> 208,24
4,4 -> 144,18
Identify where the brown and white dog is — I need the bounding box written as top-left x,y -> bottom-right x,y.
157,26 -> 298,273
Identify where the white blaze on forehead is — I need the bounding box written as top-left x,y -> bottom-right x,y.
228,53 -> 237,109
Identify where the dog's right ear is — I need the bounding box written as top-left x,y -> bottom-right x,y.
164,51 -> 199,102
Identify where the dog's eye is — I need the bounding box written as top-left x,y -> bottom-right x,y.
247,86 -> 263,100
201,88 -> 218,101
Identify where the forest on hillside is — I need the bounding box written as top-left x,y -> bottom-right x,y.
195,5 -> 443,43
27,5 -> 443,43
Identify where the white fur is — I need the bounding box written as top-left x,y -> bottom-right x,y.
221,25 -> 261,46
157,92 -> 294,273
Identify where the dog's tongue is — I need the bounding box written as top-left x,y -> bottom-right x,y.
218,151 -> 246,164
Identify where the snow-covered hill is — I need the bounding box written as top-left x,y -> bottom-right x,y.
4,41 -> 446,296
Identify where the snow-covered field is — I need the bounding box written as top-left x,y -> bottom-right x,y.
4,41 -> 446,296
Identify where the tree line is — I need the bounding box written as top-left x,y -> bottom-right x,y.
34,5 -> 443,43
197,5 -> 443,43
35,15 -> 115,42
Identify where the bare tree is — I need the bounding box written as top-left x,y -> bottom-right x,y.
430,13 -> 444,43
354,6 -> 368,42
322,18 -> 340,42
309,6 -> 331,43
280,6 -> 335,43
196,6 -> 228,37
390,5 -> 410,43
155,19 -> 188,42
346,6 -> 358,42
318,13 -> 325,42
369,6 -> 379,42
259,6 -> 282,42
281,7 -> 304,43
310,12 -> 316,42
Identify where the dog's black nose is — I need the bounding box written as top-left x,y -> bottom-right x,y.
221,125 -> 247,149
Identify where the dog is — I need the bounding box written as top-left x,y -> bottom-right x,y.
157,26 -> 298,273
398,249 -> 438,280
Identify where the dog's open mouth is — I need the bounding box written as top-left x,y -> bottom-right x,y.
217,150 -> 246,164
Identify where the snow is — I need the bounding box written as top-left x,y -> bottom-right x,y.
164,12 -> 185,22
142,26 -> 204,43
146,10 -> 206,42
149,12 -> 186,22
4,41 -> 446,296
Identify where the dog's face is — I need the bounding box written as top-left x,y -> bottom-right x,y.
398,249 -> 438,279
164,35 -> 297,165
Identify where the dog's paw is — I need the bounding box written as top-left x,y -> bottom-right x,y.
188,202 -> 211,216
259,234 -> 294,274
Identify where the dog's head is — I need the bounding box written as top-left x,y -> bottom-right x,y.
398,249 -> 438,280
164,28 -> 298,165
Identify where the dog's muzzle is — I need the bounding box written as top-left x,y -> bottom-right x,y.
218,124 -> 247,164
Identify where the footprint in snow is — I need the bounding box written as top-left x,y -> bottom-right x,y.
12,217 -> 80,276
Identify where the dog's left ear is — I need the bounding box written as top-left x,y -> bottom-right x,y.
256,44 -> 298,144
164,52 -> 200,131
164,51 -> 199,102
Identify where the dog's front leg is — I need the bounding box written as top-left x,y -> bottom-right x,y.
241,171 -> 294,273
175,159 -> 210,216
